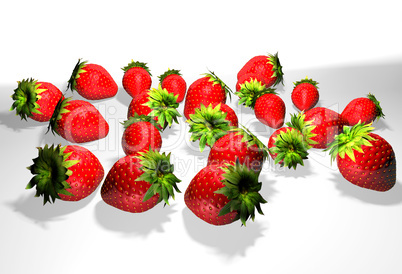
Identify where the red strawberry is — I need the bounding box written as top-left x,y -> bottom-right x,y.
237,52 -> 284,87
327,122 -> 396,192
254,90 -> 286,129
10,79 -> 64,122
291,77 -> 319,111
235,72 -> 269,93
48,97 -> 109,143
26,144 -> 104,204
183,71 -> 231,120
121,114 -> 162,156
341,93 -> 385,126
101,149 -> 181,213
122,60 -> 152,98
158,69 -> 187,103
68,59 -> 118,100
187,102 -> 238,152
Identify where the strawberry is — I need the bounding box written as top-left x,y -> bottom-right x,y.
291,77 -> 319,111
183,71 -> 232,120
327,122 -> 396,192
158,69 -> 187,103
101,149 -> 181,213
207,127 -> 268,172
341,93 -> 385,126
67,59 -> 118,100
10,78 -> 64,122
237,52 -> 284,87
122,60 -> 152,98
184,161 -> 267,226
26,144 -> 104,204
48,97 -> 109,143
254,90 -> 286,129
235,72 -> 269,93
187,102 -> 238,152
121,114 -> 162,156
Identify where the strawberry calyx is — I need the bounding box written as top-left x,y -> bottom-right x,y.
293,76 -> 319,89
215,160 -> 267,226
158,68 -> 182,83
236,78 -> 271,108
26,144 -> 80,204
367,93 -> 385,121
286,112 -> 318,148
67,59 -> 88,92
47,97 -> 72,136
203,70 -> 233,100
10,78 -> 47,120
136,149 -> 181,206
122,60 -> 152,76
121,113 -> 161,131
187,103 -> 233,152
268,52 -> 284,86
326,122 -> 376,162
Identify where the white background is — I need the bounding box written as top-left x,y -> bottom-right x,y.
1,1 -> 402,273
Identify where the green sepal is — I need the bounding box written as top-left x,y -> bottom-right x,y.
293,76 -> 319,89
47,97 -> 72,136
10,78 -> 47,120
121,60 -> 152,76
122,113 -> 162,132
26,144 -> 80,205
235,78 -> 275,108
326,122 -> 376,162
135,149 -> 181,206
286,111 -> 318,147
67,59 -> 87,92
267,52 -> 284,86
367,93 -> 385,121
231,125 -> 270,161
158,68 -> 181,83
215,160 -> 267,226
203,70 -> 233,100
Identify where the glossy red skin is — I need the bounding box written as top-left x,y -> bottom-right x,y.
237,55 -> 277,87
75,64 -> 118,100
291,83 -> 319,111
127,91 -> 152,119
235,72 -> 269,92
341,97 -> 378,126
254,93 -> 286,129
122,67 -> 152,98
184,164 -> 238,226
32,82 -> 64,122
161,74 -> 187,103
101,154 -> 160,213
267,127 -> 291,163
122,121 -> 162,156
210,102 -> 238,127
56,100 -> 109,143
337,133 -> 396,192
183,76 -> 227,120
58,145 -> 104,201
207,132 -> 264,172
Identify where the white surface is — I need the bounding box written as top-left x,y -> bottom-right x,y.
1,1 -> 402,273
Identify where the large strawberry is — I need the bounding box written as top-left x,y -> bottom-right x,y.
327,122 -> 396,192
122,60 -> 152,98
48,97 -> 109,143
183,71 -> 231,119
121,114 -> 162,156
10,78 -> 64,122
291,77 -> 319,111
26,144 -> 104,204
158,69 -> 187,103
68,59 -> 118,100
187,102 -> 238,152
341,93 -> 385,126
101,149 -> 181,213
184,161 -> 267,226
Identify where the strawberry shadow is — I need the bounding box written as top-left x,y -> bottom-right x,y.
267,157 -> 315,179
0,110 -> 45,131
115,87 -> 132,107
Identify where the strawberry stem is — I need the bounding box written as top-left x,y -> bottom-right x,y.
67,58 -> 87,92
10,78 -> 45,120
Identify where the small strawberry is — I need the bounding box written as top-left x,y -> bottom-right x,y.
254,90 -> 286,129
10,78 -> 64,122
291,77 -> 319,111
67,59 -> 118,100
183,71 -> 232,120
158,69 -> 187,103
122,60 -> 152,98
184,161 -> 267,226
26,144 -> 104,204
341,93 -> 385,126
101,149 -> 181,213
187,102 -> 238,152
121,114 -> 162,156
48,97 -> 109,143
327,122 -> 396,192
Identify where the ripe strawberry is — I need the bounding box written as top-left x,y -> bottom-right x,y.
235,72 -> 269,93
26,144 -> 104,204
254,90 -> 286,129
183,71 -> 231,120
48,97 -> 109,143
237,52 -> 284,87
291,77 -> 319,111
67,59 -> 118,100
10,78 -> 64,122
121,114 -> 162,156
187,102 -> 238,152
341,93 -> 385,126
327,122 -> 396,192
158,69 -> 187,103
101,149 -> 181,213
122,60 -> 152,98
184,161 -> 267,226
